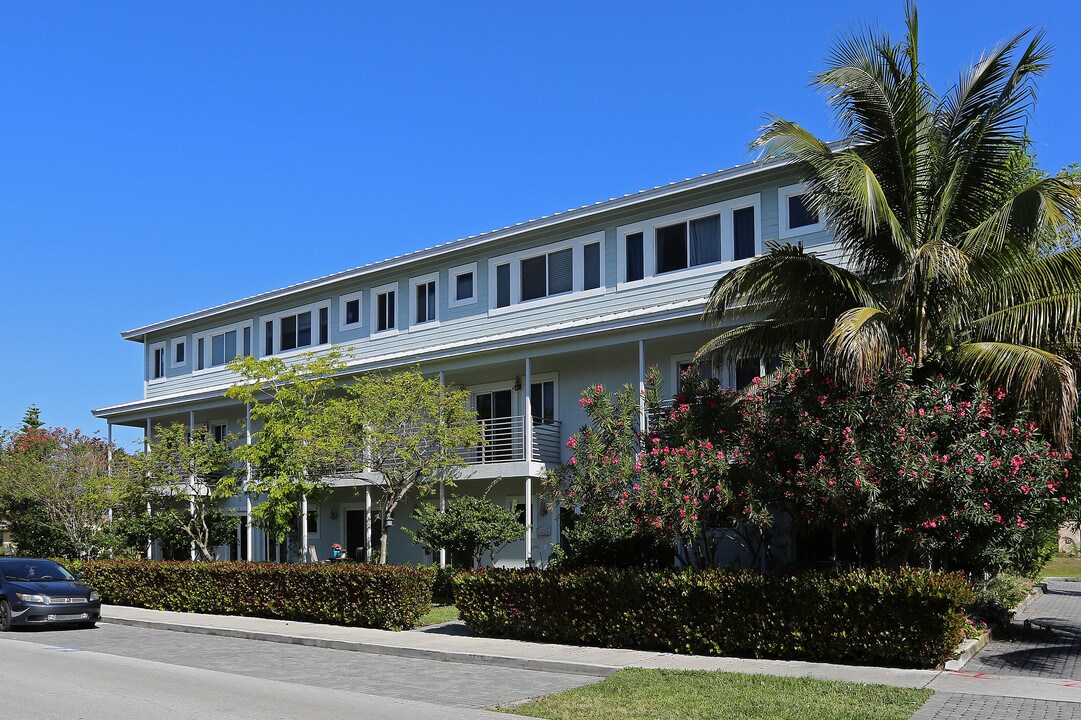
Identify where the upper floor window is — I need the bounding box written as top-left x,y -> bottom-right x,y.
489,232 -> 604,313
170,337 -> 187,369
448,262 -> 477,308
261,302 -> 330,356
530,380 -> 556,423
194,320 -> 253,371
149,342 -> 166,381
372,282 -> 398,335
778,183 -> 825,239
410,273 -> 439,329
617,195 -> 761,287
339,291 -> 363,332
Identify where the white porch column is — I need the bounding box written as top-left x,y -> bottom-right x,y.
438,371 -> 447,569
106,423 -> 114,523
524,357 -> 533,566
189,410 -> 197,561
145,418 -> 153,560
300,494 -> 309,563
245,403 -> 254,561
364,487 -> 373,563
638,339 -> 647,433
438,479 -> 446,569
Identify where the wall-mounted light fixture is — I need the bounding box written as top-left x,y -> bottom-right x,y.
514,375 -> 522,391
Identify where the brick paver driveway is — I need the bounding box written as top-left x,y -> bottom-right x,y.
913,579 -> 1081,719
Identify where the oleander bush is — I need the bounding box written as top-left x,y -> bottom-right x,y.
454,567 -> 973,668
71,559 -> 434,630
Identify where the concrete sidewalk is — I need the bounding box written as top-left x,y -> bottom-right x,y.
100,604 -> 1081,705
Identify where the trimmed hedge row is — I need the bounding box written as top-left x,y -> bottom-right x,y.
453,567 -> 973,668
68,560 -> 434,631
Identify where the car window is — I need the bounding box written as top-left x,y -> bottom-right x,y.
1,561 -> 74,582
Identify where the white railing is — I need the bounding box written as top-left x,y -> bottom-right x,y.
461,416 -> 562,465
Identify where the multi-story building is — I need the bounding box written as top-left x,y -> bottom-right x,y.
92,154 -> 838,566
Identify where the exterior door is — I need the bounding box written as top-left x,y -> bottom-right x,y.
475,389 -> 513,461
345,509 -> 366,562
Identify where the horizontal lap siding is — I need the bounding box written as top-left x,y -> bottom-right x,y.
140,170 -> 840,401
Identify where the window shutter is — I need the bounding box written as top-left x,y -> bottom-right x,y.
626,232 -> 644,282
733,207 -> 756,260
583,242 -> 601,290
496,263 -> 511,307
547,248 -> 573,295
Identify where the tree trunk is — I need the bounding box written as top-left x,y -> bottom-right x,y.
379,530 -> 388,564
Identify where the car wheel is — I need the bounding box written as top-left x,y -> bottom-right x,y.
78,622 -> 97,630
0,600 -> 12,631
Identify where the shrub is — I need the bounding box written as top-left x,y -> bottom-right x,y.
972,572 -> 1036,626
77,560 -> 434,630
454,567 -> 973,668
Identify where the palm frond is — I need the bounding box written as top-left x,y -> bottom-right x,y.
968,293 -> 1081,348
703,242 -> 880,326
954,342 -> 1077,449
694,319 -> 835,370
932,29 -> 1052,242
961,176 -> 1081,260
823,306 -> 896,388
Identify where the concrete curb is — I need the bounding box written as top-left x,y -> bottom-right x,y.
101,615 -> 619,678
944,630 -> 990,671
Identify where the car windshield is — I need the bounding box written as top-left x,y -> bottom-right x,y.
2,561 -> 75,582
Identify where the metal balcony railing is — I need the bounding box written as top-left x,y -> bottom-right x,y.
461,416 -> 563,465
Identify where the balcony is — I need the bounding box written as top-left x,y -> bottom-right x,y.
462,416 -> 563,466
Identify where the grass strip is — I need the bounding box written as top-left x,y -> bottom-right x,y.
417,604 -> 460,627
506,667 -> 932,720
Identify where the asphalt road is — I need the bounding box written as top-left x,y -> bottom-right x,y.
0,623 -> 596,719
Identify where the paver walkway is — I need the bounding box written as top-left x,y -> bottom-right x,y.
913,579 -> 1081,719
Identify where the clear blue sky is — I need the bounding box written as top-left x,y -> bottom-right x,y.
1,1 -> 1078,449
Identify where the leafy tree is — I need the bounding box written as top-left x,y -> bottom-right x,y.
0,427 -> 120,559
226,351 -> 350,542
407,485 -> 523,568
118,423 -> 239,561
699,5 -> 1081,447
336,369 -> 482,564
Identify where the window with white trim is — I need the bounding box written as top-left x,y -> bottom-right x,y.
149,342 -> 166,381
339,291 -> 363,331
778,183 -> 824,239
209,421 -> 228,445
488,232 -> 604,312
617,195 -> 761,287
530,380 -> 556,423
261,301 -> 330,356
448,262 -> 477,308
410,273 -> 438,329
170,337 -> 187,368
194,321 -> 253,371
372,283 -> 398,334
306,508 -> 319,537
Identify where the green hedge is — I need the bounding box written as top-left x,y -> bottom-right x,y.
453,567 -> 973,668
69,560 -> 434,631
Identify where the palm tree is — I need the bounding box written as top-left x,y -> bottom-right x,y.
698,4 -> 1081,447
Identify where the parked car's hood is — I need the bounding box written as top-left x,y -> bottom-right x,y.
5,579 -> 93,596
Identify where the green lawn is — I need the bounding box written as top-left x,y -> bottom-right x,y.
1044,556 -> 1081,578
417,605 -> 459,627
506,668 -> 932,720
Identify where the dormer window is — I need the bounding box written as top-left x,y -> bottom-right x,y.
193,321 -> 253,371
488,232 -> 605,313
448,263 -> 477,308
617,194 -> 761,287
339,291 -> 363,332
371,283 -> 398,335
261,301 -> 331,356
410,273 -> 439,329
778,183 -> 825,239
149,342 -> 166,381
